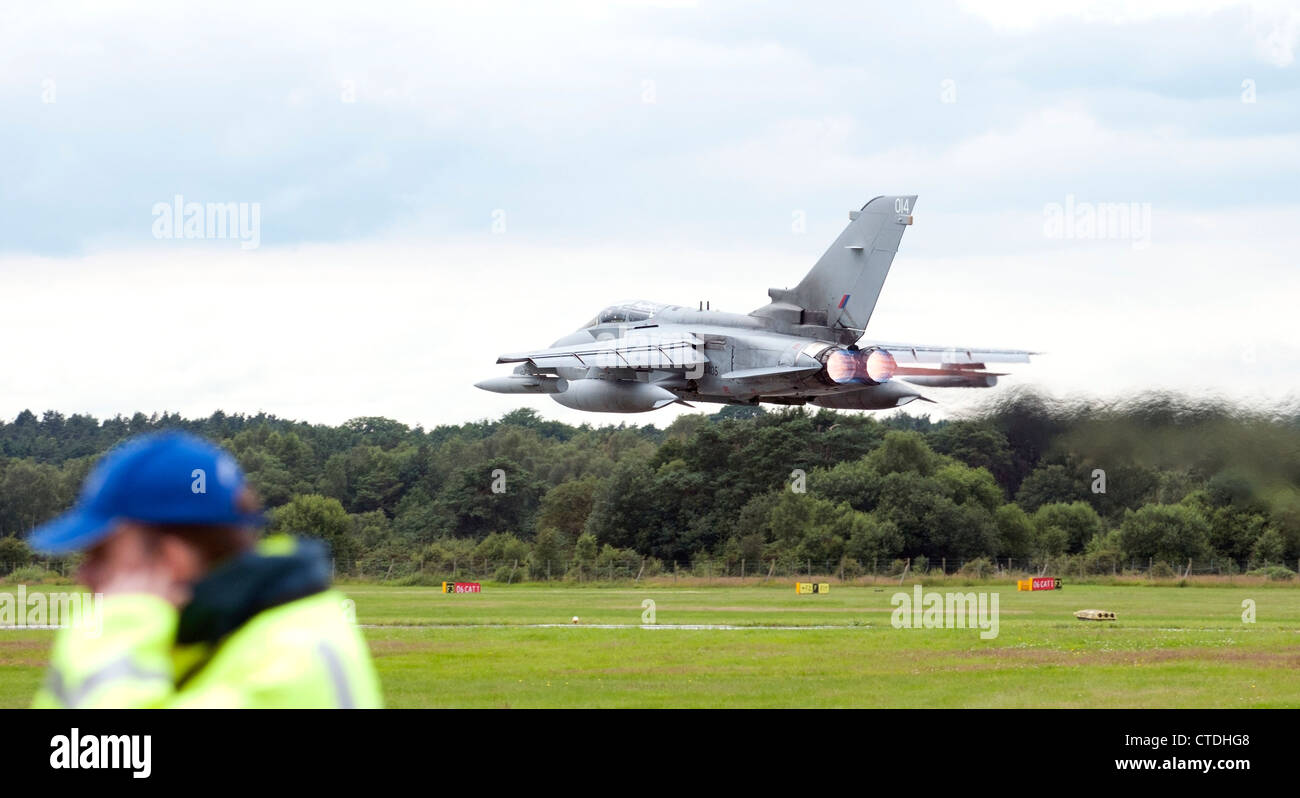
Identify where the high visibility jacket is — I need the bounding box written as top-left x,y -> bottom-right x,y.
33,536 -> 382,709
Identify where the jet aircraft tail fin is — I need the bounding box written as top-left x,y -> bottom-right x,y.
754,194 -> 917,337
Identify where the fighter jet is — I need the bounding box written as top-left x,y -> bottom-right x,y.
476,195 -> 1034,413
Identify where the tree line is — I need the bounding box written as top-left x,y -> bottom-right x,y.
0,391 -> 1297,580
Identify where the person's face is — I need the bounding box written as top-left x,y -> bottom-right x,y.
78,522 -> 204,605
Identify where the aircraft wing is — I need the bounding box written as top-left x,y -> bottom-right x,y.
497,332 -> 709,372
856,341 -> 1036,388
866,342 -> 1036,365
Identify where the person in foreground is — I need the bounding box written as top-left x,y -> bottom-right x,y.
28,431 -> 382,708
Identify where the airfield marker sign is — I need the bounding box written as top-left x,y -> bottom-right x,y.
1017,578 -> 1062,591
442,582 -> 482,594
795,583 -> 830,594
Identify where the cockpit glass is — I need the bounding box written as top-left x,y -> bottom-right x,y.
581,300 -> 665,329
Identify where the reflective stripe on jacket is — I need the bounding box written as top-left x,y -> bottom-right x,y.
34,590 -> 381,708
33,537 -> 382,709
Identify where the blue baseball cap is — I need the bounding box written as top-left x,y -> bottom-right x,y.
28,431 -> 266,554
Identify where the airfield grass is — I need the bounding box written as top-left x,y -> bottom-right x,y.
1,580 -> 1297,707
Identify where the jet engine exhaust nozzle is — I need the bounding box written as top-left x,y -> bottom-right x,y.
821,347 -> 896,385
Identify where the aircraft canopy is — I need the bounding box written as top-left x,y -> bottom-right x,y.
581,300 -> 666,328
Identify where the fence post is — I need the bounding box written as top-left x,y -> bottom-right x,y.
741,558 -> 745,580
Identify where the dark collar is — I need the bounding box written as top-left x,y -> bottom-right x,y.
176,537 -> 332,645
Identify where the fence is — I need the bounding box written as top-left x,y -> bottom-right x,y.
321,555 -> 1297,584
2,557 -> 1295,584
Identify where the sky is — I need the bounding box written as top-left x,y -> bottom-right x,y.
1,0 -> 1298,429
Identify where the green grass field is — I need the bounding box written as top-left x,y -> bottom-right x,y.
2,580 -> 1298,707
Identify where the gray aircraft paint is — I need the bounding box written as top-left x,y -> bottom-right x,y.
476,194 -> 1035,413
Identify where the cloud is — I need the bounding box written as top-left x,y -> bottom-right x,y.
1,2 -> 1297,427
1250,6 -> 1300,66
695,103 -> 1300,211
956,0 -> 1278,33
2,204 -> 1296,428
4,1 -> 1296,255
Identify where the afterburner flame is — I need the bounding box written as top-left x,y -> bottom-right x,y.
864,348 -> 897,383
823,347 -> 896,385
